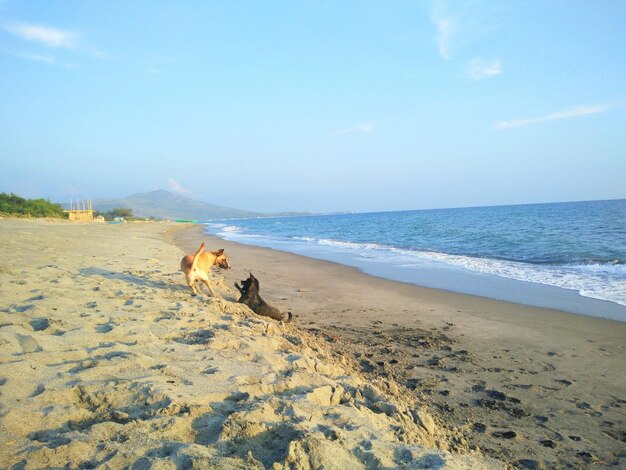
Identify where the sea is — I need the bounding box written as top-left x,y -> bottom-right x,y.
204,199 -> 626,322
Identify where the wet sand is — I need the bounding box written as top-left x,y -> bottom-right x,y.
172,224 -> 626,469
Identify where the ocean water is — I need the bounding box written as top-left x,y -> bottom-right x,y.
204,199 -> 626,321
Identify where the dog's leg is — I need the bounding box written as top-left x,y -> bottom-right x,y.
185,274 -> 200,296
202,278 -> 217,297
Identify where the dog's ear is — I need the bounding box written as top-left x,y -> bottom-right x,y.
253,276 -> 260,290
214,249 -> 225,256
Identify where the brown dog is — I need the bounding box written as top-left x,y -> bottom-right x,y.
180,242 -> 230,297
235,273 -> 292,322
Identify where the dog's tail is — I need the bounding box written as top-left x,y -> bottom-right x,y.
283,311 -> 293,323
191,242 -> 205,272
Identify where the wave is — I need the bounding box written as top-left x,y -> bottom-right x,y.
221,225 -> 244,233
318,238 -> 389,252
292,236 -> 626,307
205,225 -> 626,308
409,251 -> 626,307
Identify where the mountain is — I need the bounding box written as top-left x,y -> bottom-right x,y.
91,190 -> 263,221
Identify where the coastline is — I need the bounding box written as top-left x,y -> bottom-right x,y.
204,223 -> 626,322
1,219 -> 623,468
171,224 -> 626,468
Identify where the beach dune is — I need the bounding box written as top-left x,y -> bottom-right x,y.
0,220 -> 499,469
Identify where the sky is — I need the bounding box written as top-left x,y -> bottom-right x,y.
1,0 -> 625,214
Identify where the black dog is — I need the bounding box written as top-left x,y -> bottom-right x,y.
235,273 -> 292,322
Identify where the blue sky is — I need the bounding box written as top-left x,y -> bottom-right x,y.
1,0 -> 624,213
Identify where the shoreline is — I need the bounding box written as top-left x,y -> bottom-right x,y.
1,219 -> 623,468
204,225 -> 626,322
172,224 -> 626,468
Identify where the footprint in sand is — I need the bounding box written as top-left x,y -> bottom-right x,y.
95,324 -> 114,333
29,318 -> 50,331
30,384 -> 45,397
26,294 -> 46,302
472,422 -> 487,433
16,334 -> 43,353
492,430 -> 516,439
70,360 -> 98,373
486,389 -> 507,400
173,329 -> 214,345
359,440 -> 373,450
540,439 -> 556,448
11,304 -> 35,313
555,378 -> 574,386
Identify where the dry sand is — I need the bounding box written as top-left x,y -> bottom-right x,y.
171,225 -> 626,469
0,219 -> 500,469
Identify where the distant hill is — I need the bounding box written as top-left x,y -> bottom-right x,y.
90,190 -> 263,221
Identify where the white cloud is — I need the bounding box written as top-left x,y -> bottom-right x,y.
335,122 -> 375,136
493,104 -> 614,130
430,0 -> 499,65
468,58 -> 502,80
11,51 -> 80,69
4,22 -> 77,48
15,52 -> 56,64
334,117 -> 399,136
430,1 -> 457,60
4,21 -> 108,66
168,178 -> 191,194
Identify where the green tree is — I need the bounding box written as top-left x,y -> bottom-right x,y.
0,192 -> 65,218
108,208 -> 133,219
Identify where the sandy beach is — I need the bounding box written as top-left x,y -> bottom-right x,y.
1,219 -> 499,469
172,225 -> 626,469
1,220 -> 624,469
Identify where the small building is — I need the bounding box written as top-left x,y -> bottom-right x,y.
65,200 -> 94,222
